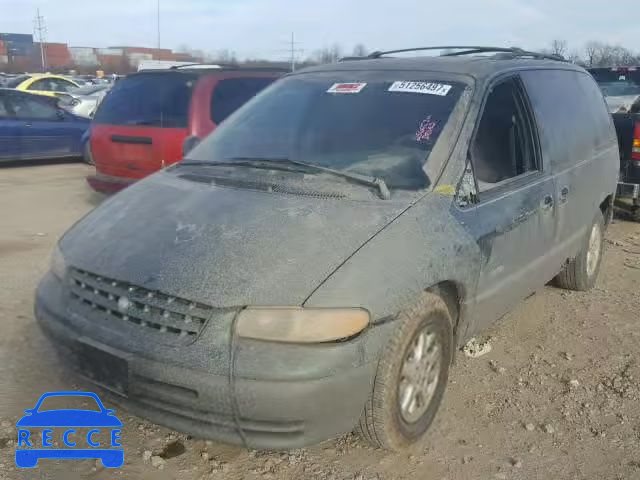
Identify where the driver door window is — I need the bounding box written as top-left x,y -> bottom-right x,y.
470,77 -> 539,193
10,95 -> 59,120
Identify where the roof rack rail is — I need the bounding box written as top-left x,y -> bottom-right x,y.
169,63 -> 230,69
338,56 -> 367,62
366,46 -> 566,62
168,63 -> 290,72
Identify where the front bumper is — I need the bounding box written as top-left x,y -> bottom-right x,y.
35,273 -> 384,449
86,173 -> 134,194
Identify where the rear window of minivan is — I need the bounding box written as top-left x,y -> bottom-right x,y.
210,77 -> 276,124
589,68 -> 640,97
93,72 -> 196,128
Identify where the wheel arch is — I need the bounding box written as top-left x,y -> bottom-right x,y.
426,280 -> 467,349
600,193 -> 614,227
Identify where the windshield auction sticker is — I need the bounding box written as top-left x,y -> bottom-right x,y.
327,82 -> 367,94
388,81 -> 452,96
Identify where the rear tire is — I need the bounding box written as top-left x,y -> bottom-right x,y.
355,292 -> 452,451
555,212 -> 605,291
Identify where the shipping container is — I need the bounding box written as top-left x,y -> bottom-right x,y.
127,52 -> 153,67
0,33 -> 33,43
97,48 -> 123,56
70,47 -> 98,66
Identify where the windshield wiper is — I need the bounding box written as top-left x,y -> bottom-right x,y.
180,157 -> 391,200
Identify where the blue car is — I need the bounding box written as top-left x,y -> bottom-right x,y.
0,88 -> 89,162
15,391 -> 123,468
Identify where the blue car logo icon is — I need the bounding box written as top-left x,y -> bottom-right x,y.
15,391 -> 123,468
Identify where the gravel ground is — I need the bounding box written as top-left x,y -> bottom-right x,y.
1,162 -> 639,480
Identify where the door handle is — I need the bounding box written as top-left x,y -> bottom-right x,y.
559,186 -> 569,204
24,121 -> 32,127
541,194 -> 554,211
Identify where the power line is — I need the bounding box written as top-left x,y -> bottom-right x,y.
33,8 -> 47,72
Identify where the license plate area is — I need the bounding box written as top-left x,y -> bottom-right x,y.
72,342 -> 129,396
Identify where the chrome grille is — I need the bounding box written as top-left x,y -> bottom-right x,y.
69,268 -> 210,343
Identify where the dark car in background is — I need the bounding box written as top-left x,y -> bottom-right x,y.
588,67 -> 640,220
87,67 -> 283,193
36,47 -> 618,451
0,88 -> 89,162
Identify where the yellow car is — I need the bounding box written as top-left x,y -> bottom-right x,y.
9,74 -> 79,97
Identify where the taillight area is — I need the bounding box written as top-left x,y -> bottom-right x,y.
633,122 -> 640,162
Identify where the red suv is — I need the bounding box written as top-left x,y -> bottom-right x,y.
87,67 -> 282,193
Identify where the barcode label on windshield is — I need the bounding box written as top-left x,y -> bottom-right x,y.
388,81 -> 452,96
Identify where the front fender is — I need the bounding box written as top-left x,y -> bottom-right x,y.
304,195 -> 481,340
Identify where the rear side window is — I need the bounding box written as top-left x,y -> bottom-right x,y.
589,68 -> 640,97
93,73 -> 196,128
520,70 -> 614,170
210,77 -> 275,124
50,78 -> 76,92
28,79 -> 52,91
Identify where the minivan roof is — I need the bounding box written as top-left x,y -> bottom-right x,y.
295,54 -> 585,84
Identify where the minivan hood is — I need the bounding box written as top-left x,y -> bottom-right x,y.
61,171 -> 409,307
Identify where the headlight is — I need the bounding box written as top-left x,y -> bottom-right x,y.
50,244 -> 67,280
236,307 -> 370,343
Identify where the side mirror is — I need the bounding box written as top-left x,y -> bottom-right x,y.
182,136 -> 200,156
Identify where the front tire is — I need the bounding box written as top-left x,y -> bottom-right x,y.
355,292 -> 452,451
555,212 -> 605,291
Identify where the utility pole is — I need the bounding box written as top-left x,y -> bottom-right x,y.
34,8 -> 47,72
288,33 -> 303,72
156,0 -> 161,59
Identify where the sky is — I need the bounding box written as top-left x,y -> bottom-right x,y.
0,0 -> 638,61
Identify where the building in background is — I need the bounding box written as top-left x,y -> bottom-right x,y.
34,42 -> 72,69
0,33 -> 203,73
0,33 -> 35,71
70,47 -> 99,66
0,41 -> 7,65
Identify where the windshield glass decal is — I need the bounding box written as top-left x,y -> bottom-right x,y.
388,81 -> 452,96
327,82 -> 367,94
415,116 -> 438,142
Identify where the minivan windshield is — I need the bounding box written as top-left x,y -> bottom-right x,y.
186,73 -> 465,190
93,72 -> 196,127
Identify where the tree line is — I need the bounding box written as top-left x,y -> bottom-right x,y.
234,40 -> 640,70
545,39 -> 640,67
3,40 -> 638,75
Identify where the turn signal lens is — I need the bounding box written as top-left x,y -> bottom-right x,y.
236,307 -> 370,343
